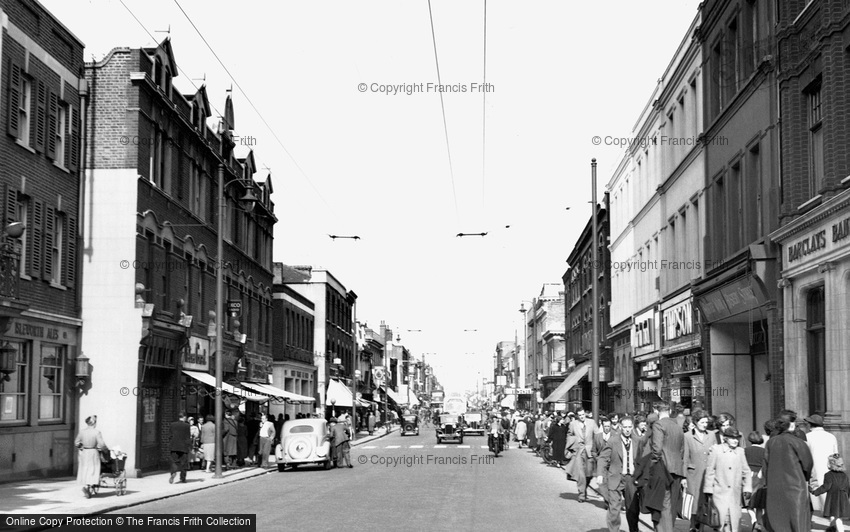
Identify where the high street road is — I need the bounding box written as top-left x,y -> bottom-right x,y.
109,429 -> 627,532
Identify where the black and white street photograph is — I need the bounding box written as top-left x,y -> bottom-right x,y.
1,0 -> 850,531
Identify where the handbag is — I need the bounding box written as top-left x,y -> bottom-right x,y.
679,483 -> 695,519
695,493 -> 721,529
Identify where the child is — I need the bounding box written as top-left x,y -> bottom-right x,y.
811,453 -> 850,532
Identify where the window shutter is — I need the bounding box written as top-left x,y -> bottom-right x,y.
5,185 -> 17,227
46,91 -> 57,159
30,200 -> 43,277
68,106 -> 80,172
64,216 -> 76,288
43,207 -> 54,281
7,60 -> 20,138
35,80 -> 46,152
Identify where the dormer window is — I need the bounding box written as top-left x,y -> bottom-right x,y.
153,58 -> 162,86
163,66 -> 172,99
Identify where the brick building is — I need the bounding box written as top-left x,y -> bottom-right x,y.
770,0 -> 850,460
524,284 -> 565,412
0,0 -> 84,482
80,38 -> 276,476
692,0 -> 781,433
545,198 -> 611,413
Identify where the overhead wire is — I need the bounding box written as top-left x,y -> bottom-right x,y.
482,0 -> 487,217
426,0 -> 460,225
171,0 -> 339,223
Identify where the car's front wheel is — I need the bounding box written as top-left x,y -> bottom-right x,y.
277,463 -> 285,472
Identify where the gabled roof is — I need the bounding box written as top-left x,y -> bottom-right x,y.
189,85 -> 211,117
223,94 -> 235,132
262,172 -> 273,195
143,37 -> 178,77
237,149 -> 256,176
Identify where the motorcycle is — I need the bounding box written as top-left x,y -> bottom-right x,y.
488,431 -> 503,457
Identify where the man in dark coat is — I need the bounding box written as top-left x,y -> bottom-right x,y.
566,407 -> 599,503
763,410 -> 814,532
650,402 -> 685,532
169,412 -> 191,483
221,411 -> 238,469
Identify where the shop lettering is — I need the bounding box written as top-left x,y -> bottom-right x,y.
633,318 -> 654,348
641,360 -> 660,378
663,301 -> 693,340
14,322 -> 59,339
665,353 -> 701,374
834,216 -> 850,244
788,230 -> 827,262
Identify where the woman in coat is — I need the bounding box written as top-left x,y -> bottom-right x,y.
200,415 -> 216,472
74,415 -> 107,498
703,427 -> 752,532
547,415 -> 568,464
514,417 -> 528,448
684,410 -> 717,528
236,415 -> 248,467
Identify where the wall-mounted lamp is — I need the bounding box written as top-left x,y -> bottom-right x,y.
75,353 -> 91,391
0,343 -> 17,382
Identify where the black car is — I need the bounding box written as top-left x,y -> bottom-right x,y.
401,414 -> 420,436
436,414 -> 464,444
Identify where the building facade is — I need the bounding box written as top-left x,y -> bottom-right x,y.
692,0 -> 780,433
0,0 -> 85,482
82,39 -> 276,476
772,0 -> 850,458
279,266 -> 356,416
558,199 -> 612,413
526,284 -> 565,411
272,263 -> 315,419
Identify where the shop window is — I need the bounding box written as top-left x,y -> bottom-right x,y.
0,342 -> 29,423
807,286 -> 826,413
38,345 -> 64,421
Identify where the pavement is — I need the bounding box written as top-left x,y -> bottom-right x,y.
0,425 -> 396,518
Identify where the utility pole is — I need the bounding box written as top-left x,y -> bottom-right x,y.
591,158 -> 600,421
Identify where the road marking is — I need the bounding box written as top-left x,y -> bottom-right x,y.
458,445 -> 470,448
362,446 -> 377,449
434,445 -> 447,449
409,445 -> 424,448
386,445 -> 400,449
480,445 -> 489,449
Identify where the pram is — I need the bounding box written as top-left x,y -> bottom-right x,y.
91,448 -> 127,496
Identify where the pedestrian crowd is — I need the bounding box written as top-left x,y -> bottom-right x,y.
488,403 -> 847,532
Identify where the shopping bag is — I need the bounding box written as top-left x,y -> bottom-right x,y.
695,493 -> 721,529
679,483 -> 695,519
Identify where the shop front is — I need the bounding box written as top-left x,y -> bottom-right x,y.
632,306 -> 661,412
659,290 -> 703,412
693,253 -> 775,434
270,362 -> 316,419
771,188 -> 850,458
0,315 -> 80,482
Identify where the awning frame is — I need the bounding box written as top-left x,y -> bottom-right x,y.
542,362 -> 591,403
182,370 -> 267,402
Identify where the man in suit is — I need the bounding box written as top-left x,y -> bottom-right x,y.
596,416 -> 641,532
592,417 -> 615,507
650,402 -> 685,532
169,412 -> 191,484
566,407 -> 599,502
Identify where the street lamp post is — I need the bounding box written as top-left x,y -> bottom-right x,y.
591,158 -> 600,421
214,159 -> 258,479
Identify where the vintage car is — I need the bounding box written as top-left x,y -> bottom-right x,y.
436,413 -> 464,444
401,414 -> 420,436
462,411 -> 485,436
275,418 -> 332,472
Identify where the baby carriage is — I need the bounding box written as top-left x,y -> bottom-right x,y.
91,448 -> 127,496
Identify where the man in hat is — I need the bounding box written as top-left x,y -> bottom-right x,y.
806,413 -> 838,512
169,412 -> 191,484
649,402 -> 685,532
330,417 -> 352,468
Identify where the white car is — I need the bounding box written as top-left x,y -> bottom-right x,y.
275,419 -> 332,472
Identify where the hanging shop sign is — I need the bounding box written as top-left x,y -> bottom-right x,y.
641,359 -> 661,379
663,352 -> 702,375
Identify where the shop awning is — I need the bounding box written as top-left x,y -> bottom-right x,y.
542,362 -> 591,403
240,382 -> 315,403
326,379 -> 369,408
500,394 -> 516,409
407,390 -> 420,405
182,370 -> 266,402
379,386 -> 403,405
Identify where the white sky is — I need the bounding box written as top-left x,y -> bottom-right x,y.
43,0 -> 701,393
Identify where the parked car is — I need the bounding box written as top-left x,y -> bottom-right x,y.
463,411 -> 485,436
401,414 -> 420,436
436,413 -> 464,444
275,418 -> 332,472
